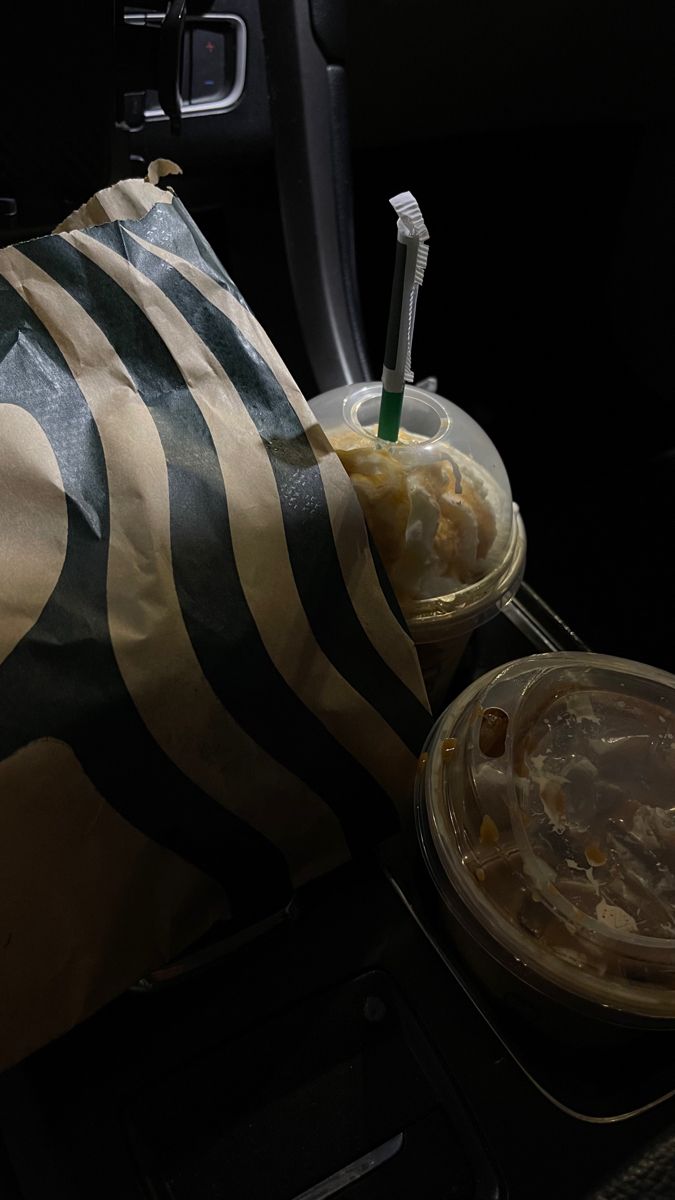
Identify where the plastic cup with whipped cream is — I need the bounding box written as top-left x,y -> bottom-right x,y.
416,652 -> 675,1032
310,382 -> 526,709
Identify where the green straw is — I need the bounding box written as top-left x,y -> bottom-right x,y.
377,192 -> 429,441
378,388 -> 404,442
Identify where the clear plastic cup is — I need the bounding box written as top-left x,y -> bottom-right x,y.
310,382 -> 526,708
416,652 -> 675,1035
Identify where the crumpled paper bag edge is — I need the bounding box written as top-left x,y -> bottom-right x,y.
53,159 -> 183,235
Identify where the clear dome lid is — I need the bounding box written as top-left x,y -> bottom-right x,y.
311,383 -> 524,633
419,653 -> 675,1019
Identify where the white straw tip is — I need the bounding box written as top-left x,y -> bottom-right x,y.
389,191 -> 429,242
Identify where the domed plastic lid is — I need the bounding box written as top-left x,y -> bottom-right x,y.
312,382 -> 512,504
311,383 -> 524,628
422,653 -> 675,1019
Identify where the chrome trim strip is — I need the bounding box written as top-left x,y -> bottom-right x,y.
290,1133 -> 404,1200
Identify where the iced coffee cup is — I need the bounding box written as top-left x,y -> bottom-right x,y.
416,652 -> 675,1035
310,382 -> 526,709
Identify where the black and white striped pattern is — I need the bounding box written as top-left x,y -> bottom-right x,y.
0,189 -> 431,973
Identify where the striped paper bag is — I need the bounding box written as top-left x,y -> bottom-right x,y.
0,166 -> 431,1069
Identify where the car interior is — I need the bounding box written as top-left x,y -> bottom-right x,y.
1,3 -> 675,1197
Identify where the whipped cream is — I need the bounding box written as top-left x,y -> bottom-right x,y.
329,429 -> 498,605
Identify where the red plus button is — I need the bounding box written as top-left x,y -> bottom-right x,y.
191,29 -> 226,103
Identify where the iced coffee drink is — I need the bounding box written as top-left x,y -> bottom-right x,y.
310,383 -> 526,709
417,652 -> 675,1026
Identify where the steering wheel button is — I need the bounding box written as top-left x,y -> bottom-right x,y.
191,28 -> 227,104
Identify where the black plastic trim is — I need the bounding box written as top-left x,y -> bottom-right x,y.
259,0 -> 371,391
